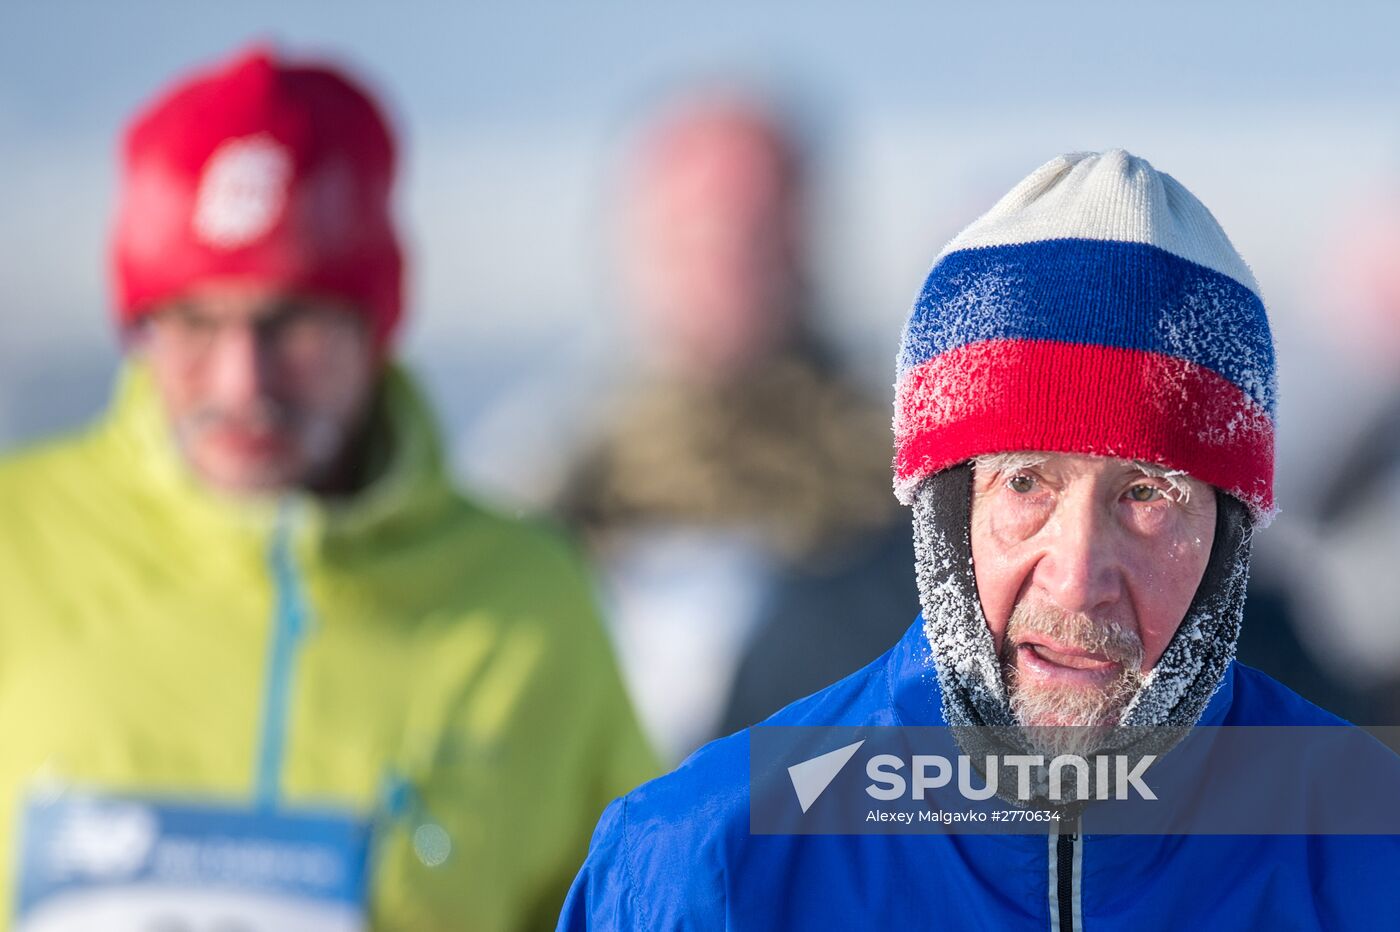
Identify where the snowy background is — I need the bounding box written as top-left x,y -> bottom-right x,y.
3,0 -> 1399,513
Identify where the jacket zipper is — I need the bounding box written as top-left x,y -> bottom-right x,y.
254,502 -> 312,808
1049,816 -> 1082,931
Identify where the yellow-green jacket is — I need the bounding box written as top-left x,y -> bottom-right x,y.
0,364 -> 657,930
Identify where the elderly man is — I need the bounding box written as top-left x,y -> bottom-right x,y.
0,46 -> 653,930
558,150 -> 1400,929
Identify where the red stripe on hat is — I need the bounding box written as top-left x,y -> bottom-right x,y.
893,339 -> 1275,519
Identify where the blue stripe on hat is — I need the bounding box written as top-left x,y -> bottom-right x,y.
898,238 -> 1276,416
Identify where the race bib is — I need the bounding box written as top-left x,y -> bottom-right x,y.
14,788 -> 371,931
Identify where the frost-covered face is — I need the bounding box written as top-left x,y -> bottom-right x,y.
970,453 -> 1217,729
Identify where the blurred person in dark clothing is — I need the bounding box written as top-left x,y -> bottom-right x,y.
1237,187 -> 1400,734
0,45 -> 653,930
1310,189 -> 1400,727
556,94 -> 918,763
1308,395 -> 1400,730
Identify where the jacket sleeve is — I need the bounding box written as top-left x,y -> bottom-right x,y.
557,797 -> 640,931
556,732 -> 746,930
541,643 -> 657,932
523,529 -> 659,932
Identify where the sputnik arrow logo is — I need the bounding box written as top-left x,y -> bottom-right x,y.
787,740 -> 865,813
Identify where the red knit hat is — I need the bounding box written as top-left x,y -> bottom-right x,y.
111,45 -> 404,346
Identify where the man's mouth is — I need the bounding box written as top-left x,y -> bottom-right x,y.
208,425 -> 294,458
1016,639 -> 1123,686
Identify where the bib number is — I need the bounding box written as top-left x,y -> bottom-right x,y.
14,789 -> 371,931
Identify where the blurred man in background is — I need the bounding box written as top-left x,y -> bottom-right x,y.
1239,186 -> 1400,734
556,94 -> 918,762
1309,189 -> 1400,726
0,45 -> 653,930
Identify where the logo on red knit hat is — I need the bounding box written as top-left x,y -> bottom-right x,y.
191,134 -> 294,250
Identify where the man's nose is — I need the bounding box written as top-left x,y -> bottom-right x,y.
1034,493 -> 1123,615
205,324 -> 274,406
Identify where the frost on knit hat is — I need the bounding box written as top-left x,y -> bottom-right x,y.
893,149 -> 1277,524
111,45 -> 404,346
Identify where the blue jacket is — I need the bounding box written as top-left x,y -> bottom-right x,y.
560,618 -> 1400,930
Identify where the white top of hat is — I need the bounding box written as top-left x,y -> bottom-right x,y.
936,149 -> 1260,296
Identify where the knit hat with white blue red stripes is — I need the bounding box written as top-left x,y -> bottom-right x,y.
894,149 -> 1277,523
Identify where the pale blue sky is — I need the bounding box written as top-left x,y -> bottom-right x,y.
3,1 -> 1398,504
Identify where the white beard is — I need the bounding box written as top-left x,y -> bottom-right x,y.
1002,602 -> 1146,722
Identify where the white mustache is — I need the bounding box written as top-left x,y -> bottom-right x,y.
1002,602 -> 1144,668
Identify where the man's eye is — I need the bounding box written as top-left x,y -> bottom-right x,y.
1007,475 -> 1035,494
1127,484 -> 1163,503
